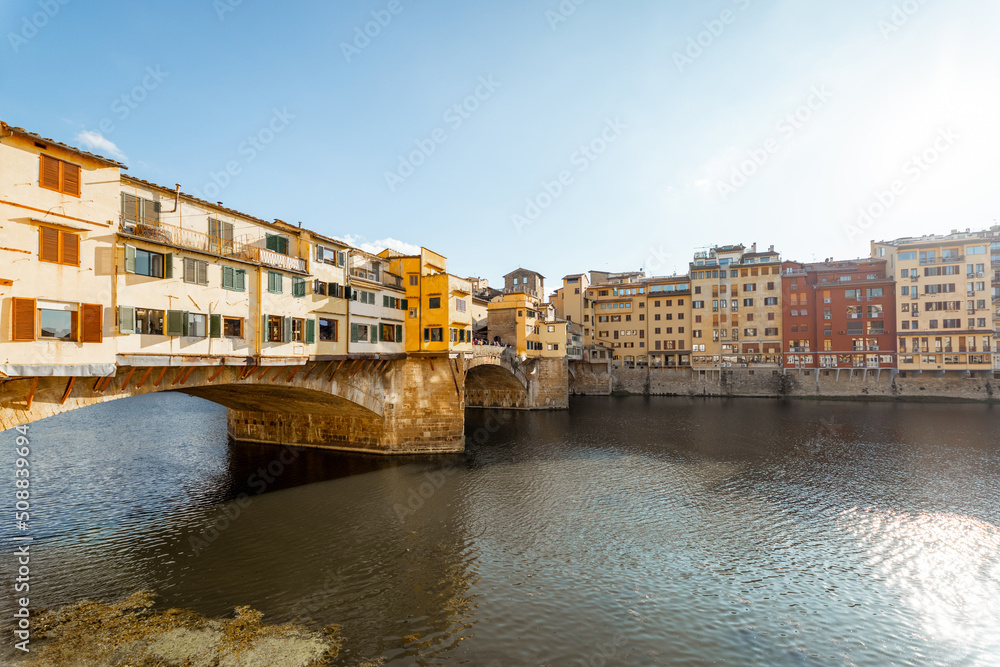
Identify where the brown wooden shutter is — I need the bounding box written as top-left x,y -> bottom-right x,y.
39,227 -> 60,262
40,155 -> 60,190
62,162 -> 81,196
70,309 -> 78,342
61,231 -> 80,266
81,304 -> 102,343
11,298 -> 36,341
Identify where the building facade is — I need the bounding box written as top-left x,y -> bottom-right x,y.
873,230 -> 999,375
689,244 -> 783,368
781,258 -> 896,371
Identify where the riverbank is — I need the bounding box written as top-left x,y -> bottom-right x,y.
4,591 -> 343,666
571,363 -> 999,403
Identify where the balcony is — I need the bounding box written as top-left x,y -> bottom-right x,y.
119,216 -> 307,272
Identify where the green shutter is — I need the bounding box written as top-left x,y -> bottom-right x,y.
164,253 -> 173,279
167,310 -> 183,336
262,314 -> 269,342
305,318 -> 315,344
118,306 -> 135,334
401,298 -> 408,310
235,269 -> 245,291
383,295 -> 389,308
265,234 -> 277,252
198,260 -> 208,286
124,244 -> 136,273
222,266 -> 234,290
350,323 -> 358,343
279,236 -> 289,255
344,286 -> 353,300
396,324 -> 403,343
293,277 -> 305,297
181,312 -> 190,337
371,324 -> 378,342
210,314 -> 221,338
283,316 -> 292,343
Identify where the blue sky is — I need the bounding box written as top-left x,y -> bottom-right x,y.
2,0 -> 998,287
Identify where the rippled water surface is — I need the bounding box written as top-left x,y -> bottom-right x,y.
3,394 -> 1000,665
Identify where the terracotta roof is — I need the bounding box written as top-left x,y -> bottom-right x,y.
1,121 -> 128,169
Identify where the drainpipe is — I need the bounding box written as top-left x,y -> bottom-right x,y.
254,264 -> 262,359
164,184 -> 181,213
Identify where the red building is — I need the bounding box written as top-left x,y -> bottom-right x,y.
781,258 -> 897,371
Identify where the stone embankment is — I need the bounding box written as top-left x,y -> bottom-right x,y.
569,362 -> 998,402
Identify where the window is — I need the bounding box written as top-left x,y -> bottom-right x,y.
424,326 -> 444,342
266,315 -> 283,342
351,322 -> 375,343
125,245 -> 170,278
381,323 -> 403,342
222,266 -> 246,291
223,317 -> 243,338
898,251 -> 917,261
292,276 -> 306,298
428,297 -> 441,309
34,301 -> 77,340
39,154 -> 81,196
184,313 -> 206,337
765,328 -> 779,336
121,193 -> 160,225
134,308 -> 165,335
763,297 -> 778,306
290,318 -> 304,342
455,298 -> 467,312
409,275 -> 419,286
318,318 -> 338,341
208,219 -> 234,254
265,233 -> 289,255
38,226 -> 80,266
268,271 -> 283,294
408,308 -> 418,319
183,258 -> 209,285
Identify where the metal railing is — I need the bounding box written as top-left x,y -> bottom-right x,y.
119,216 -> 307,272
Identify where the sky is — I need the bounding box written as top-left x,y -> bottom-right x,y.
2,0 -> 998,289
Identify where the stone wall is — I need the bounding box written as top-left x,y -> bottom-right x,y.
569,360 -> 613,395
525,357 -> 569,409
606,366 -> 999,402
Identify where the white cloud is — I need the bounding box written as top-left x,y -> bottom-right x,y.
75,131 -> 127,162
333,234 -> 421,256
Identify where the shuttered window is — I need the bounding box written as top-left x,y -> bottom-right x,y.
305,318 -> 315,344
292,276 -> 306,297
222,266 -> 246,291
268,271 -> 283,294
121,194 -> 160,224
39,155 -> 82,196
11,298 -> 36,341
38,226 -> 81,266
183,258 -> 209,285
118,306 -> 136,334
209,219 -> 234,254
209,314 -> 222,339
265,233 -> 289,255
80,304 -> 103,343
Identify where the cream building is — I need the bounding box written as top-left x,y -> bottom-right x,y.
346,249 -> 406,356
1,122 -> 122,377
873,229 -> 999,375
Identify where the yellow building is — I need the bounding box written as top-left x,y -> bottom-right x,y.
590,280 -> 644,366
873,229 -> 999,375
487,291 -> 545,354
645,275 -> 692,367
552,274 -> 594,351
1,122 -> 123,377
689,244 -> 783,368
379,247 -> 473,354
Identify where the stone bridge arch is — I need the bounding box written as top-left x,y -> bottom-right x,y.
464,347 -> 569,410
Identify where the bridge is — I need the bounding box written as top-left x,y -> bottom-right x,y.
0,348 -> 569,455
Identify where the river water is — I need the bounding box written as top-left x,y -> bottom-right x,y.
3,394 -> 1000,665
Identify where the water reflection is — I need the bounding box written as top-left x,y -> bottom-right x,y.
1,394 -> 999,665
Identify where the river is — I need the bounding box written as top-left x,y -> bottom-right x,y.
2,394 -> 1000,665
